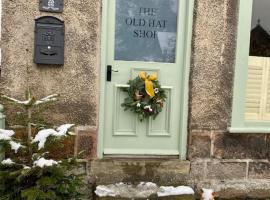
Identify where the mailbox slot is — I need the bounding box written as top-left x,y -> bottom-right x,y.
34,16 -> 65,65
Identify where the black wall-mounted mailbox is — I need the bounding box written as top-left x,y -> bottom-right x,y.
34,16 -> 65,65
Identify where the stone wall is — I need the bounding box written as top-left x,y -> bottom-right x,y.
188,0 -> 270,198
0,0 -> 101,126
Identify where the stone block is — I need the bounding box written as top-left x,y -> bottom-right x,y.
265,135 -> 270,159
248,161 -> 270,179
89,159 -> 190,186
48,135 -> 76,160
190,161 -> 206,181
206,161 -> 247,180
195,180 -> 270,199
75,127 -> 97,159
213,132 -> 267,159
188,131 -> 211,159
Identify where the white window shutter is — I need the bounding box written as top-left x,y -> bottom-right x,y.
245,56 -> 270,121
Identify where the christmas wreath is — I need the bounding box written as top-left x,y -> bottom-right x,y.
121,71 -> 167,121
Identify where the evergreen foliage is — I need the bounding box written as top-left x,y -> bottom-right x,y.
121,75 -> 167,121
0,90 -> 84,200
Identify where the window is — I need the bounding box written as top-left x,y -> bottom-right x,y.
114,0 -> 179,63
230,0 -> 270,133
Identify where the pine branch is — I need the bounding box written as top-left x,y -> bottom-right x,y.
34,94 -> 59,106
1,95 -> 35,106
1,94 -> 59,107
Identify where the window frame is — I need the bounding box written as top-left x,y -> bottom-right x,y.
229,0 -> 270,133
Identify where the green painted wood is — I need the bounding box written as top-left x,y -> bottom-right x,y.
0,104 -> 5,161
98,0 -> 194,158
228,0 -> 267,133
229,127 -> 270,133
179,0 -> 194,160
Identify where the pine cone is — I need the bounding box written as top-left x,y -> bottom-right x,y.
134,90 -> 143,100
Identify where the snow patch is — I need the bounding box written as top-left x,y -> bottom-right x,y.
95,182 -> 194,198
1,158 -> 15,165
32,124 -> 74,150
34,157 -> 58,168
56,124 -> 74,136
0,129 -> 15,141
9,141 -> 23,153
95,185 -> 117,197
95,182 -> 159,198
201,188 -> 215,200
23,165 -> 31,170
157,186 -> 194,197
32,129 -> 58,150
138,182 -> 157,189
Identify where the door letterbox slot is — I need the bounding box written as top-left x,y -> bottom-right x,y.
34,16 -> 65,65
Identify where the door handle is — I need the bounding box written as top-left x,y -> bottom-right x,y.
107,65 -> 118,81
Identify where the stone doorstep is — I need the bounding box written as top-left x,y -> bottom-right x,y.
89,159 -> 191,186
96,195 -> 194,200
195,180 -> 270,199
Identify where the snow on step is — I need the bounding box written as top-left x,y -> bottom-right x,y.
157,186 -> 194,197
95,182 -> 194,199
95,182 -> 159,198
201,188 -> 218,200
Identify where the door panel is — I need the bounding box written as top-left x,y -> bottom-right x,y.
103,0 -> 188,155
113,84 -> 138,136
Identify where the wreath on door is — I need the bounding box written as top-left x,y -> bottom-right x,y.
121,72 -> 167,121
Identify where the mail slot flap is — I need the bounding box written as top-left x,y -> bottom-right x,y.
36,23 -> 64,29
35,16 -> 64,25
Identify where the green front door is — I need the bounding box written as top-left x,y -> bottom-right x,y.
100,0 -> 193,157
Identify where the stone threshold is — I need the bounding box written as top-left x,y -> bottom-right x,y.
89,159 -> 191,186
196,180 -> 270,199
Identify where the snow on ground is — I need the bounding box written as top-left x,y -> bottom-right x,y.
32,124 -> 74,150
95,182 -> 194,198
157,186 -> 194,197
34,157 -> 58,168
0,129 -> 15,140
1,158 -> 15,165
9,141 -> 23,153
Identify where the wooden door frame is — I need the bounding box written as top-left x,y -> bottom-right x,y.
98,0 -> 194,159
